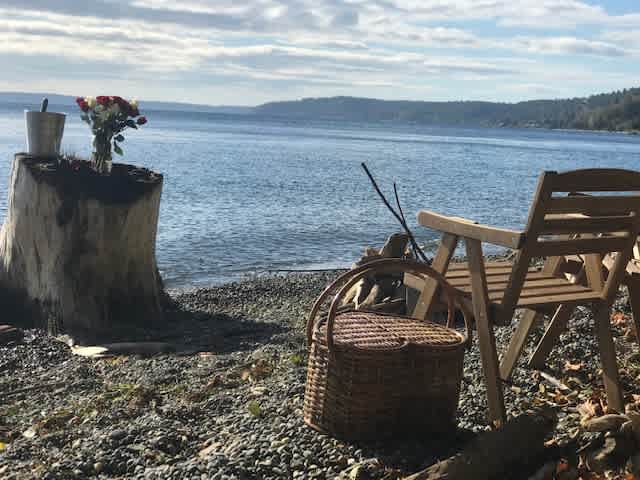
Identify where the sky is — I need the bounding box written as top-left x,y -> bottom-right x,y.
1,0 -> 639,106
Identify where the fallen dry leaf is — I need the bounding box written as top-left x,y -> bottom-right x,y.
556,458 -> 569,474
553,391 -> 569,406
611,311 -> 629,327
565,360 -> 584,371
577,397 -> 605,422
198,442 -> 222,458
240,359 -> 272,383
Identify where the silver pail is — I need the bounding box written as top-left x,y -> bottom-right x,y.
25,111 -> 66,157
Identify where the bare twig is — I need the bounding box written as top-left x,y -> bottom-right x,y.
393,182 -> 427,262
361,163 -> 430,263
539,371 -> 571,392
393,183 -> 407,226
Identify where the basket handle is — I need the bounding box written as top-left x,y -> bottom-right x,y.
306,258 -> 471,353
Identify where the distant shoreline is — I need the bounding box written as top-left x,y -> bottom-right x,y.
2,87 -> 639,134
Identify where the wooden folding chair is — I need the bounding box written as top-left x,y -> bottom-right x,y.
405,169 -> 640,424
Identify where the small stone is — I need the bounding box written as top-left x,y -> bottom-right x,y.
110,429 -> 126,441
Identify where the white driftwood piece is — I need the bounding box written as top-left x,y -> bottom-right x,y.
0,154 -> 164,343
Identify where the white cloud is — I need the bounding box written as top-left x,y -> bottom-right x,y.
600,30 -> 640,48
0,0 -> 638,104
514,36 -> 633,57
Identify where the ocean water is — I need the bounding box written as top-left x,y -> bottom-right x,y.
1,101 -> 640,288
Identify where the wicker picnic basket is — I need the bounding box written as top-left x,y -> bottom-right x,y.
303,258 -> 470,440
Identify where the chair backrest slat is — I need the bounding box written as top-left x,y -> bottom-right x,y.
539,215 -> 635,235
530,234 -> 631,257
547,195 -> 640,216
548,169 -> 640,192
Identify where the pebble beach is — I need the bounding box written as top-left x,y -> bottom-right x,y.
2,270 -> 640,479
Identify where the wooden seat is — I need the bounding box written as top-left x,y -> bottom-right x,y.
405,261 -> 601,321
449,262 -> 600,307
407,169 -> 640,425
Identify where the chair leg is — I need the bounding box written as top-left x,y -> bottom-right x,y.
412,233 -> 458,319
528,304 -> 574,370
499,309 -> 541,381
626,275 -> 640,346
466,239 -> 506,425
594,304 -> 624,412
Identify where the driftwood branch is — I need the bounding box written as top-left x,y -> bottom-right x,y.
393,181 -> 423,261
403,411 -> 557,480
361,163 -> 430,263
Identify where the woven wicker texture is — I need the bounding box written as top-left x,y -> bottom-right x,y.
303,258 -> 468,440
329,311 -> 464,350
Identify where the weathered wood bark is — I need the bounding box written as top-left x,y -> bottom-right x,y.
342,233 -> 409,307
403,411 -> 557,480
0,153 -> 165,343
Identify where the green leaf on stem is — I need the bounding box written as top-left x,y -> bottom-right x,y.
113,144 -> 123,156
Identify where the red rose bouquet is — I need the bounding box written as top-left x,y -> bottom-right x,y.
76,96 -> 147,173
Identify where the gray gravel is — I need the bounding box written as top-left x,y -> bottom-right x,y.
1,271 -> 640,479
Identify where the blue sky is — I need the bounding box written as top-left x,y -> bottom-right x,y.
1,0 -> 639,105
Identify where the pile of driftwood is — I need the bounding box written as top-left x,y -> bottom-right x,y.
341,233 -> 411,314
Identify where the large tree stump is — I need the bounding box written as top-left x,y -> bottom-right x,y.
0,153 -> 165,343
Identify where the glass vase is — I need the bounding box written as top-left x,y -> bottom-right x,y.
92,133 -> 113,174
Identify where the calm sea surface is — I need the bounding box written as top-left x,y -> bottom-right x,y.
1,101 -> 640,288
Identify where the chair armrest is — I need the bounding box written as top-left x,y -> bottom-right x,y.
417,210 -> 525,249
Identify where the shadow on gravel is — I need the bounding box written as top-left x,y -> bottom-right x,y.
338,428 -> 478,477
159,306 -> 287,355
338,427 -> 547,479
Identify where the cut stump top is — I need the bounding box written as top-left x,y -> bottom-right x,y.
16,153 -> 163,205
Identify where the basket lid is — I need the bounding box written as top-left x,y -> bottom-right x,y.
315,311 -> 465,351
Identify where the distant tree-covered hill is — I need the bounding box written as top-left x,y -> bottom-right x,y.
0,92 -> 253,115
255,88 -> 640,131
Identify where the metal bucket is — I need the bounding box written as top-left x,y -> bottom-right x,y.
25,111 -> 66,157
